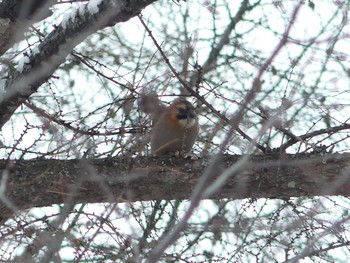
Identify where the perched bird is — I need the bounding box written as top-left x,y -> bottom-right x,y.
140,94 -> 199,156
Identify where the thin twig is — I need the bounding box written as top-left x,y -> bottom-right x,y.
24,101 -> 146,136
278,123 -> 350,152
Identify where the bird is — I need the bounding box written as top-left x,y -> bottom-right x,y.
140,94 -> 199,156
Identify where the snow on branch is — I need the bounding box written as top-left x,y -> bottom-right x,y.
0,0 -> 157,130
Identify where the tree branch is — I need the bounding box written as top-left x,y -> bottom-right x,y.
0,0 -> 56,56
0,0 -> 157,130
277,123 -> 350,152
1,153 -> 350,223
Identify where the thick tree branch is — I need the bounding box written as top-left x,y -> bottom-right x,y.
1,153 -> 350,223
0,0 -> 157,130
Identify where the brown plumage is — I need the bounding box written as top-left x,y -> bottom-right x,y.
140,94 -> 199,156
151,99 -> 199,156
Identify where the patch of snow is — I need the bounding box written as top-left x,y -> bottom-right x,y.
61,12 -> 71,29
31,46 -> 40,55
78,4 -> 86,16
61,0 -> 101,29
88,0 -> 102,14
70,8 -> 78,23
17,56 -> 30,73
61,7 -> 80,29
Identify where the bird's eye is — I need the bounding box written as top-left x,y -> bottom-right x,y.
177,106 -> 196,120
177,107 -> 188,120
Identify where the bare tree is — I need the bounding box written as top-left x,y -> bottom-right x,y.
1,0 -> 350,262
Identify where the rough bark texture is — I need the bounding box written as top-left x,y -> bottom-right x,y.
0,0 -> 157,129
0,0 -> 55,56
0,17 -> 13,56
1,153 -> 350,223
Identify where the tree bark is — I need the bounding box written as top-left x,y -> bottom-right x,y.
1,153 -> 350,223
